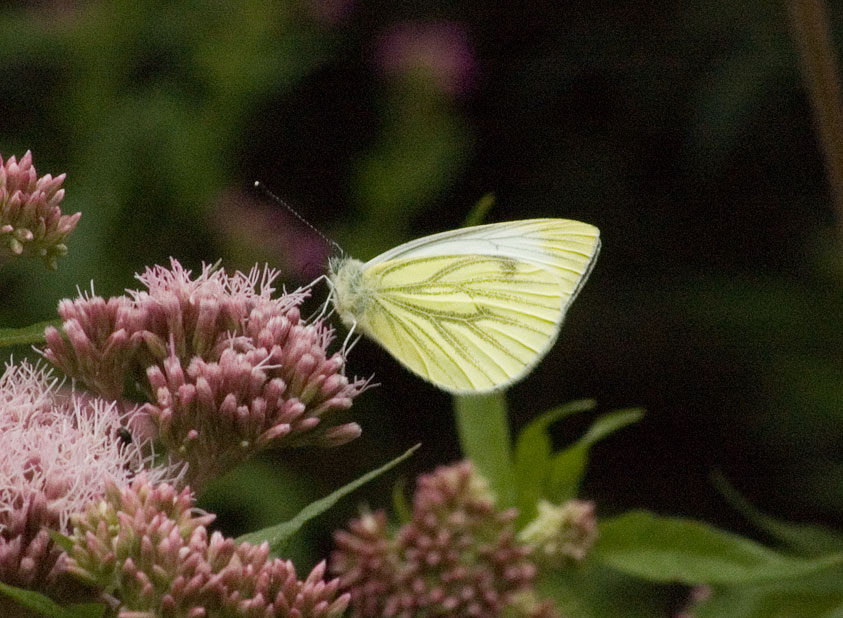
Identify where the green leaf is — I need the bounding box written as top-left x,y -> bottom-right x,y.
462,193 -> 495,227
712,471 -> 843,556
513,399 -> 596,522
537,561 -> 675,618
64,604 -> 106,618
595,510 -> 843,585
391,476 -> 411,524
454,392 -> 517,507
47,529 -> 74,553
547,408 -> 643,503
0,581 -> 104,618
0,320 -> 57,347
237,444 -> 419,554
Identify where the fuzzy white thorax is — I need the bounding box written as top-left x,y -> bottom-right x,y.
328,256 -> 372,330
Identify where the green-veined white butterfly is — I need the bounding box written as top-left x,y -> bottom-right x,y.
327,219 -> 600,394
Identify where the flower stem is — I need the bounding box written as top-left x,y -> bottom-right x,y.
453,392 -> 517,507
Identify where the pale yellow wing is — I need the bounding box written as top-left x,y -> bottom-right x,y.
356,219 -> 599,393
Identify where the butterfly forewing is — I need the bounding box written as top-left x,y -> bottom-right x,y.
352,219 -> 600,393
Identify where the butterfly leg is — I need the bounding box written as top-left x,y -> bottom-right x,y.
303,274 -> 336,322
340,319 -> 362,359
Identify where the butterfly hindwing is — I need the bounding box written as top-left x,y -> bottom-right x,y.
360,254 -> 564,391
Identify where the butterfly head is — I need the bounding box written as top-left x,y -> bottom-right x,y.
328,256 -> 370,330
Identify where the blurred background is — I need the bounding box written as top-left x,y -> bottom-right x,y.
1,0 -> 842,591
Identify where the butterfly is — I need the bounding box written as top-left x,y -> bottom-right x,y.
328,219 -> 600,394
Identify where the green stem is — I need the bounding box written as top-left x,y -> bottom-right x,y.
453,392 -> 518,507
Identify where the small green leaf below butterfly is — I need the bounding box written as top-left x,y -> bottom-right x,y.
462,192 -> 495,228
546,408 -> 643,505
512,401 -> 642,526
237,444 -> 419,555
513,399 -> 596,524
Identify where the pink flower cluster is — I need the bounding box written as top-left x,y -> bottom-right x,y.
68,474 -> 350,618
0,362 -> 152,606
331,461 -> 559,618
43,259 -> 367,489
0,151 -> 80,270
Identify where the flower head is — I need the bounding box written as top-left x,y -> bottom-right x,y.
68,474 -> 350,618
0,361 -> 153,602
518,499 -> 598,567
44,259 -> 367,490
332,461 -> 557,617
0,151 -> 79,270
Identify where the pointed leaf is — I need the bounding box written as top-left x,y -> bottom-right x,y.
513,399 -> 596,520
0,320 -> 57,347
237,444 -> 419,553
546,443 -> 589,505
462,193 -> 495,227
547,408 -> 643,502
712,471 -> 843,556
454,392 -> 517,507
595,510 -> 843,585
579,408 -> 644,447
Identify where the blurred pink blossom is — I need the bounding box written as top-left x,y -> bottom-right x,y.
213,189 -> 330,283
376,21 -> 478,97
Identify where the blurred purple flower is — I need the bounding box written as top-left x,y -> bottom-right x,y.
0,361 -> 156,607
331,461 -> 558,617
44,259 -> 367,490
675,586 -> 712,618
376,21 -> 478,97
212,189 -> 330,283
0,151 -> 80,270
68,474 -> 350,618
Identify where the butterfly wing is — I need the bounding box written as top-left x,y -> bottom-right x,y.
357,219 -> 600,393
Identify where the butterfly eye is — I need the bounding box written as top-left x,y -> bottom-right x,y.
116,427 -> 133,445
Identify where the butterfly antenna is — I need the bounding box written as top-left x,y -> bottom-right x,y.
253,181 -> 345,257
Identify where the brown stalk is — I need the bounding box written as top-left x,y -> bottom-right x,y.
787,0 -> 843,246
